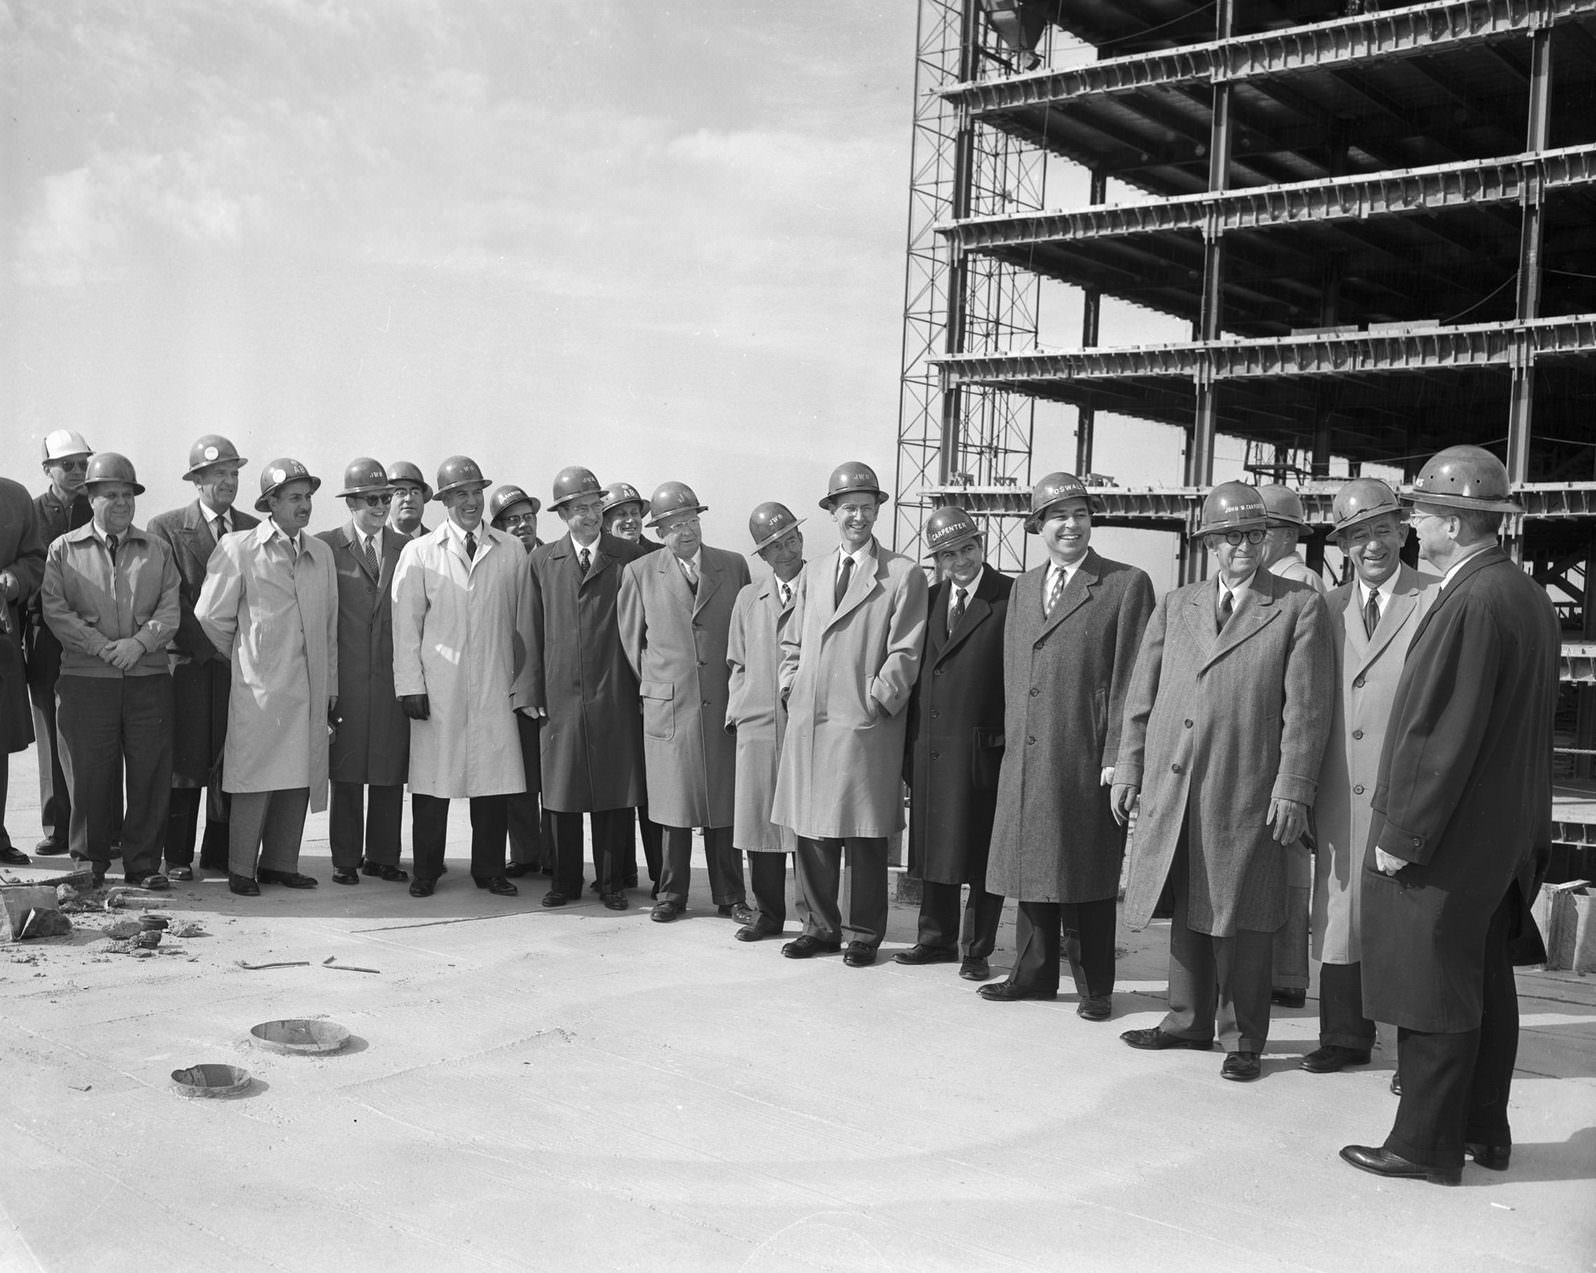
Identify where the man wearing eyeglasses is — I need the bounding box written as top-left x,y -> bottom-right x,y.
386,462 -> 432,540
1113,480 -> 1334,1083
318,459 -> 411,886
25,431 -> 94,859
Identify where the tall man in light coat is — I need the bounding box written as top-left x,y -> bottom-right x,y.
1305,478 -> 1436,1074
898,507 -> 1013,983
773,461 -> 928,969
1112,481 -> 1334,1082
148,435 -> 258,879
392,456 -> 535,899
619,482 -> 752,922
0,472 -> 44,867
983,476 -> 1154,1011
525,467 -> 647,908
725,502 -> 805,942
1342,446 -> 1559,1185
197,458 -> 339,896
319,459 -> 411,886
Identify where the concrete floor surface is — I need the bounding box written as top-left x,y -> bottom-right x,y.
1,758 -> 1593,1272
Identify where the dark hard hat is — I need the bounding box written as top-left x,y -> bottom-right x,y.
1258,484 -> 1307,529
386,460 -> 433,499
647,481 -> 708,528
1331,478 -> 1403,536
83,452 -> 144,495
1024,471 -> 1093,533
1194,481 -> 1268,538
488,484 -> 540,523
433,456 -> 490,502
602,482 -> 646,517
255,458 -> 321,512
923,506 -> 982,559
337,457 -> 390,499
1407,445 -> 1522,514
42,429 -> 94,463
182,435 -> 246,480
819,461 -> 888,511
748,501 -> 804,552
548,466 -> 602,511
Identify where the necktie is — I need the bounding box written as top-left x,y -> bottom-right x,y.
948,587 -> 967,636
1218,589 -> 1234,632
1363,589 -> 1382,639
105,533 -> 119,564
780,582 -> 791,607
464,531 -> 477,560
213,514 -> 227,543
834,555 -> 854,609
579,547 -> 591,573
681,557 -> 698,593
364,534 -> 379,576
1044,568 -> 1064,617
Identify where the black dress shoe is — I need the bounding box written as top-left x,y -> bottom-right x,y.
166,864 -> 194,882
843,942 -> 878,968
34,838 -> 68,856
409,879 -> 436,898
959,957 -> 991,981
1299,1044 -> 1372,1074
601,891 -> 629,910
1271,987 -> 1307,1009
782,934 -> 841,959
1120,1027 -> 1214,1051
332,868 -> 360,885
651,901 -> 684,923
1076,995 -> 1113,1021
541,890 -> 573,908
1221,1051 -> 1261,1081
1390,1071 -> 1402,1096
978,980 -> 1057,1002
258,868 -> 318,889
504,861 -> 537,878
1340,1144 -> 1460,1186
1465,1141 -> 1511,1171
735,919 -> 783,942
361,861 -> 409,882
476,876 -> 518,897
893,944 -> 958,966
228,873 -> 261,896
124,872 -> 171,891
0,846 -> 31,866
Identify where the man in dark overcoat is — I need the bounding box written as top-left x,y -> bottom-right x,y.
898,506 -> 1012,982
0,471 -> 45,866
1341,446 -> 1559,1185
525,466 -> 647,908
318,458 -> 411,885
26,429 -> 94,857
983,475 -> 1154,1012
146,434 -> 258,878
618,482 -> 751,921
1112,481 -> 1334,1082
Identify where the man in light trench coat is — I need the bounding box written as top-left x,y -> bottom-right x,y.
982,475 -> 1153,1010
772,461 -> 928,969
619,482 -> 752,922
725,501 -> 806,942
197,458 -> 339,895
391,456 -> 535,899
1304,478 -> 1436,1075
1112,480 -> 1334,1082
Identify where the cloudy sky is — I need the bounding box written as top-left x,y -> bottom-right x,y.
2,1 -> 1208,576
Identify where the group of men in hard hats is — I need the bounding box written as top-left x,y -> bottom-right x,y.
0,436 -> 1556,1188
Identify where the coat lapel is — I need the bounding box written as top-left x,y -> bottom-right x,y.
1200,572 -> 1282,671
1036,551 -> 1098,642
826,544 -> 882,630
693,551 -> 723,617
936,568 -> 1001,665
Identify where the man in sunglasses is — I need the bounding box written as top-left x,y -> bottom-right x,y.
1113,480 -> 1334,1083
317,459 -> 411,886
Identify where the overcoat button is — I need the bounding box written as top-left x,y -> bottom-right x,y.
1027,736 -> 1036,745
1352,729 -> 1363,740
1171,763 -> 1182,774
1353,784 -> 1364,795
1183,718 -> 1193,728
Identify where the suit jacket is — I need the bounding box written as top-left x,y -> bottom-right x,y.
317,523 -> 410,787
0,477 -> 44,751
771,539 -> 928,840
1118,568 -> 1334,936
526,531 -> 647,812
726,567 -> 802,853
1311,564 -> 1437,963
147,500 -> 260,782
987,552 -> 1154,903
1362,547 -> 1560,1031
906,567 -> 1013,886
618,544 -> 751,827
